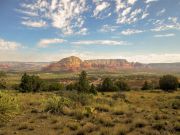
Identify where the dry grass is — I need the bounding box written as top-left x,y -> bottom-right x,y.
0,90 -> 179,135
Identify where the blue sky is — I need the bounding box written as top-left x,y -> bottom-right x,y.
0,0 -> 180,63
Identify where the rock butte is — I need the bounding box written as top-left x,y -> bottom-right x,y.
43,56 -> 146,72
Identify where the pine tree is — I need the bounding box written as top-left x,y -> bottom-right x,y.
77,71 -> 90,93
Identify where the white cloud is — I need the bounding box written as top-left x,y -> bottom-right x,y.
151,24 -> 180,31
125,53 -> 180,63
141,13 -> 149,19
145,0 -> 158,4
38,38 -> 65,48
154,33 -> 175,38
128,0 -> 137,5
19,0 -> 88,35
168,17 -> 178,23
122,7 -> 131,16
21,20 -> 47,28
121,29 -> 144,35
100,25 -> 119,32
93,2 -> 110,17
156,9 -> 166,16
76,28 -> 88,35
71,40 -> 129,46
0,38 -> 21,50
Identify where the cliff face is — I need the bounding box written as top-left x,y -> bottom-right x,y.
43,56 -> 146,72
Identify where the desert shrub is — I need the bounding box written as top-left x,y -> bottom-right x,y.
133,119 -> 148,128
99,77 -> 117,92
159,75 -> 179,91
48,82 -> 64,91
45,95 -> 71,114
0,79 -> 7,89
69,93 -> 93,106
171,99 -> 180,109
0,92 -> 19,123
141,81 -> 153,90
115,80 -> 130,91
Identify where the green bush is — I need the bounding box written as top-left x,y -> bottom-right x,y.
19,73 -> 64,92
48,82 -> 64,91
141,81 -> 153,90
0,92 -> 19,123
19,73 -> 45,92
100,77 -> 117,92
66,82 -> 78,91
115,80 -> 130,91
45,95 -> 71,114
89,84 -> 97,95
159,75 -> 179,91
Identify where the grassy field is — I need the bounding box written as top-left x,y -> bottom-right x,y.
0,72 -> 180,135
0,90 -> 179,135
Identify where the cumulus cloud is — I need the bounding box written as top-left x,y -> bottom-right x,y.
0,38 -> 21,50
115,0 -> 144,24
121,29 -> 144,35
93,2 -> 110,18
19,0 -> 88,35
154,33 -> 175,38
38,38 -> 65,48
71,40 -> 129,46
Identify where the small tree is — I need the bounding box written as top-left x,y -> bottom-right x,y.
19,73 -> 45,92
141,81 -> 153,90
77,71 -> 90,93
159,75 -> 179,91
89,84 -> 97,95
115,80 -> 130,91
100,77 -> 115,92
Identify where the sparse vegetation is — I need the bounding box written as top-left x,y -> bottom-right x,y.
0,91 -> 19,123
0,72 -> 179,135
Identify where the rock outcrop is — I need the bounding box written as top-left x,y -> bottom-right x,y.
43,56 -> 146,72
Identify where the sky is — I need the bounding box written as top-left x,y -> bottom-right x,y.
0,0 -> 180,63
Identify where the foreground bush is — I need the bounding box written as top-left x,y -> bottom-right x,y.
159,75 -> 179,91
0,92 -> 19,123
45,95 -> 71,114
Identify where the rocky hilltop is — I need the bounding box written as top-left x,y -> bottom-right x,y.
43,56 -> 146,72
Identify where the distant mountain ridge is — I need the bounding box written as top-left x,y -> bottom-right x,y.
0,56 -> 180,72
